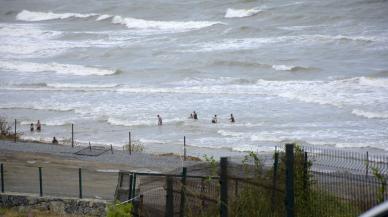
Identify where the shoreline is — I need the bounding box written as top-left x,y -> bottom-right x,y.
12,135 -> 388,159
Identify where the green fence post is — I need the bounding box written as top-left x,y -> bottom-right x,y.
39,167 -> 43,197
132,173 -> 137,198
71,124 -> 74,148
14,119 -> 16,143
1,163 -> 4,192
79,168 -> 83,199
285,144 -> 295,217
365,151 -> 369,178
220,157 -> 228,217
165,176 -> 174,217
129,173 -> 133,200
129,131 -> 132,155
303,151 -> 309,197
183,136 -> 186,161
271,151 -> 279,212
179,167 -> 187,217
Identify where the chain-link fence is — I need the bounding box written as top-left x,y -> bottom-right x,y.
1,143 -> 388,217
0,161 -> 118,201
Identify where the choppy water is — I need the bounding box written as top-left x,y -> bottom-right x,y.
0,0 -> 388,154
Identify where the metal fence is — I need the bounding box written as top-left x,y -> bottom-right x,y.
113,144 -> 388,217
1,143 -> 388,217
0,161 -> 118,201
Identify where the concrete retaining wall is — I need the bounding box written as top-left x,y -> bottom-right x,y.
0,192 -> 107,216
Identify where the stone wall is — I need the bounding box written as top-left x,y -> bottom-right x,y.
0,192 -> 107,217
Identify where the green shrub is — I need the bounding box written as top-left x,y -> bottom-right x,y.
107,202 -> 133,217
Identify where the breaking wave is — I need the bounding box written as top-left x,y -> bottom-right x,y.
16,10 -> 223,32
351,109 -> 388,119
224,8 -> 261,18
1,76 -> 387,120
189,34 -> 383,52
271,64 -> 311,71
107,117 -> 184,127
111,15 -> 222,31
16,10 -> 97,21
0,60 -> 118,76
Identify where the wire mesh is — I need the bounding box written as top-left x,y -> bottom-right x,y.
3,162 -> 39,195
82,168 -> 118,200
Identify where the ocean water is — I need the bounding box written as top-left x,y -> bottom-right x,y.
0,0 -> 387,154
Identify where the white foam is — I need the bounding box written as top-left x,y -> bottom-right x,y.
0,61 -> 117,76
107,118 -> 155,127
0,23 -> 62,38
19,135 -> 53,143
188,34 -> 383,52
224,8 -> 261,18
47,83 -> 119,89
96,14 -> 112,21
111,15 -> 223,31
2,76 -> 387,122
20,120 -> 71,126
351,109 -> 388,119
232,145 -> 275,152
271,64 -> 310,71
0,23 -> 124,58
278,25 -> 319,31
217,130 -> 246,137
139,139 -> 167,144
16,10 -> 223,33
107,117 -> 184,127
358,76 -> 388,88
271,65 -> 292,71
16,10 -> 97,21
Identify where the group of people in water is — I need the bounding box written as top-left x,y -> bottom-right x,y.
211,113 -> 235,124
29,120 -> 58,144
156,112 -> 235,126
29,120 -> 41,132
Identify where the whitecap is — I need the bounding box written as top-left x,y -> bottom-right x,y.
187,34 -> 383,52
107,117 -> 184,127
271,64 -> 311,71
96,14 -> 112,21
217,130 -> 246,137
224,8 -> 261,18
358,76 -> 388,88
0,60 -> 117,76
16,10 -> 97,21
351,109 -> 388,119
47,83 -> 119,89
111,15 -> 223,31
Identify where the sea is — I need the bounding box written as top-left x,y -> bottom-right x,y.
0,0 -> 387,156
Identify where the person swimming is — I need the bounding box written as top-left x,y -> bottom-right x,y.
193,111 -> 198,120
30,123 -> 34,132
52,136 -> 58,144
157,114 -> 163,126
230,114 -> 235,123
211,115 -> 217,124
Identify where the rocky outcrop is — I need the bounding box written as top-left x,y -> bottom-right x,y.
0,192 -> 107,216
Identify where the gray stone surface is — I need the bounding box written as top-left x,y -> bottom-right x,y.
0,139 -> 199,173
